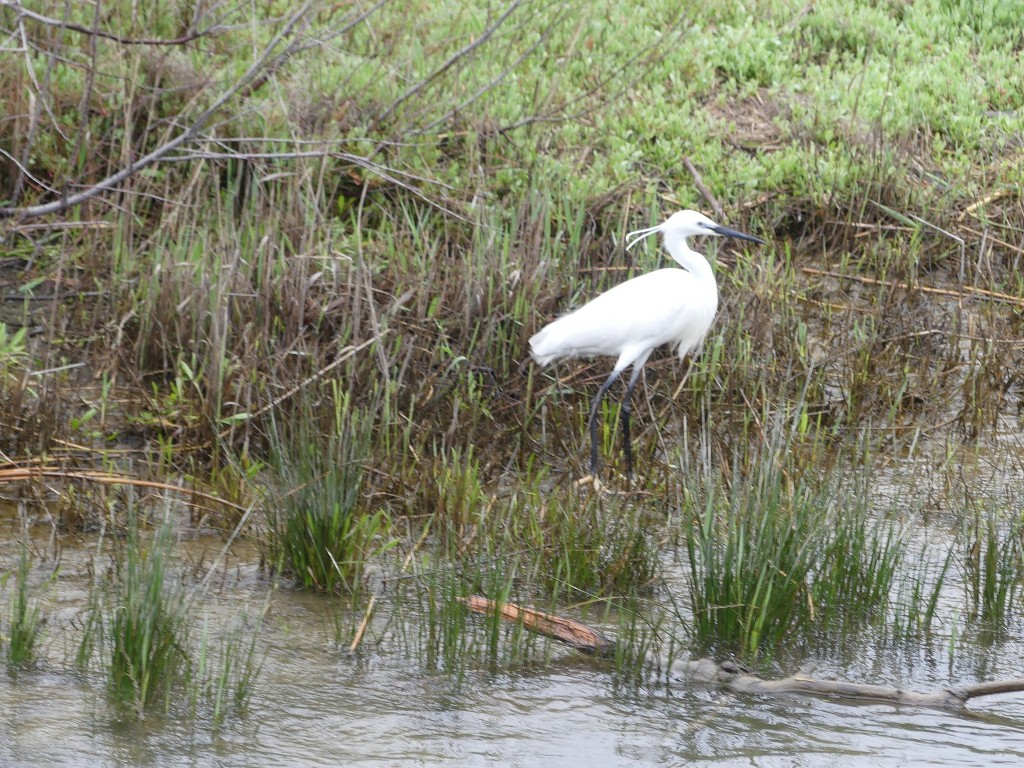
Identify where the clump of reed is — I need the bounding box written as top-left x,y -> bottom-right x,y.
2,544 -> 43,669
414,564 -> 540,677
681,406 -> 914,661
684,448 -> 822,660
76,505 -> 263,719
890,541 -> 951,642
108,518 -> 188,711
192,611 -> 265,723
519,490 -> 661,600
265,385 -> 394,593
77,512 -> 189,714
961,505 -> 1023,629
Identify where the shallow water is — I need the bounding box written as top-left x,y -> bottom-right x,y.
4,546 -> 1024,768
4,614 -> 1024,768
4,435 -> 1024,767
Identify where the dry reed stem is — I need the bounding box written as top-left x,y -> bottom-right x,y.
801,266 -> 1024,308
0,466 -> 246,512
350,593 -> 377,652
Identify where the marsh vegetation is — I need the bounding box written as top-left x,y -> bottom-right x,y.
1,0 -> 1023,758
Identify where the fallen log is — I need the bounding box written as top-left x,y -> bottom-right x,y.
463,595 -> 1024,712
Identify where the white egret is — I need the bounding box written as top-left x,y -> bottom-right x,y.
530,209 -> 766,478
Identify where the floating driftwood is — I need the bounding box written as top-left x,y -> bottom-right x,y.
462,595 -> 616,655
463,595 -> 1024,712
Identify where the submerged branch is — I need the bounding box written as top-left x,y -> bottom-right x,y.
466,595 -> 1024,712
462,596 -> 616,656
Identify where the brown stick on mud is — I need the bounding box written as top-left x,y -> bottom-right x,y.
466,595 -> 1024,711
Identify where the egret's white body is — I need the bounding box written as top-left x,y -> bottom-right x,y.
530,209 -> 766,477
530,267 -> 717,372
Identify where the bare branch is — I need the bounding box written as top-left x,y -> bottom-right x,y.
0,0 -> 316,221
408,9 -> 564,138
372,0 -> 524,128
499,15 -> 685,133
163,147 -> 455,190
683,156 -> 725,220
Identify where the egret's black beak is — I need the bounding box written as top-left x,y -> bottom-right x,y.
710,225 -> 766,245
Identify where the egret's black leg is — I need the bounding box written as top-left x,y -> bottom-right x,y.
620,363 -> 646,478
588,369 -> 623,476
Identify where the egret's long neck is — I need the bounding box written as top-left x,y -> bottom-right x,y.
663,230 -> 715,285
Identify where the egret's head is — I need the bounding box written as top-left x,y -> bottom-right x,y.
626,209 -> 766,250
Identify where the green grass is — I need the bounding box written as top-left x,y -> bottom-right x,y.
75,505 -> 264,719
680,397 -> 918,661
192,610 -> 265,723
961,505 -> 1024,629
685,449 -> 822,660
92,514 -> 191,714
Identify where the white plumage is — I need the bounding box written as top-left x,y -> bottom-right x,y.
530,267 -> 717,370
530,209 -> 766,478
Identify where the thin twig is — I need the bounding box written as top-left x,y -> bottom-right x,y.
801,266 -> 1024,308
218,336 -> 378,436
0,0 -> 316,220
350,593 -> 377,652
409,14 -> 560,137
373,0 -> 524,128
683,156 -> 725,220
499,14 -> 685,133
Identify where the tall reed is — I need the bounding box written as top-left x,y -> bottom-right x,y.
684,446 -> 823,659
962,506 -> 1023,628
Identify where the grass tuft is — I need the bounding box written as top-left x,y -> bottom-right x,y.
3,544 -> 43,669
266,385 -> 393,593
106,515 -> 189,714
961,505 -> 1023,629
